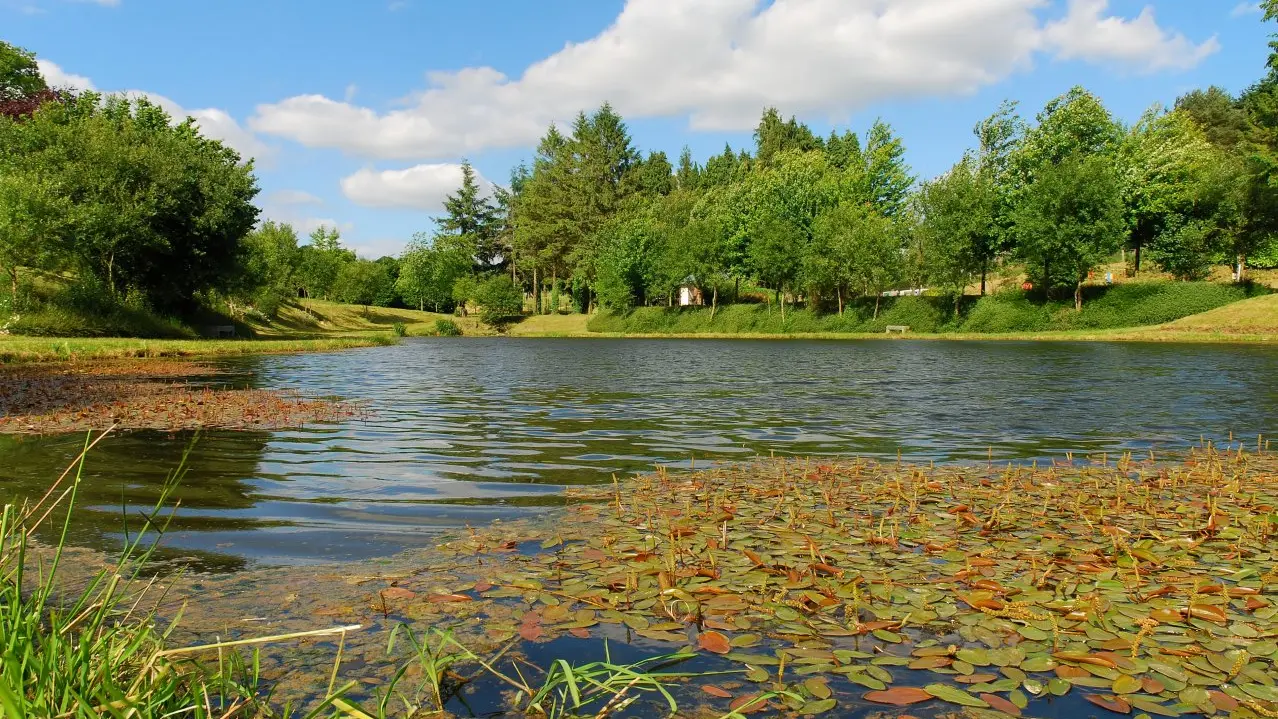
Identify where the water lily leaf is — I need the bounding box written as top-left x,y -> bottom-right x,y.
698,630 -> 732,654
925,684 -> 989,707
804,677 -> 832,700
701,685 -> 733,699
1113,675 -> 1143,694
872,629 -> 902,643
1127,696 -> 1182,716
863,687 -> 932,706
979,693 -> 1022,716
798,699 -> 837,715
1085,694 -> 1132,714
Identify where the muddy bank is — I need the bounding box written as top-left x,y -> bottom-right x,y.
0,360 -> 361,433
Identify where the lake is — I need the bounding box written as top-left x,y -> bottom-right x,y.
2,337 -> 1275,570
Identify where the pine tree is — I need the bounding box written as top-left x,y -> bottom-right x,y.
676,146 -> 702,190
436,159 -> 499,270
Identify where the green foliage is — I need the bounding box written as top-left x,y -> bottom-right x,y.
916,154 -> 998,299
473,275 -> 524,327
590,281 -> 1262,336
1013,152 -> 1126,306
0,40 -> 47,100
433,318 -> 462,336
391,321 -> 407,337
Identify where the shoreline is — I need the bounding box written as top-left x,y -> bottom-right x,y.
0,335 -> 397,364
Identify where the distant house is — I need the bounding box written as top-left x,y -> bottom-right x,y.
678,275 -> 703,307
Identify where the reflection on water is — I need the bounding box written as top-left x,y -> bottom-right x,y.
2,338 -> 1275,568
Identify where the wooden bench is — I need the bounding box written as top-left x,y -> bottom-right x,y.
885,325 -> 910,334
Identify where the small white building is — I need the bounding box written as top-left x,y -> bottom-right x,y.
678,275 -> 703,306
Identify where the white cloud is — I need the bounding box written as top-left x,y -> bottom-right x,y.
249,0 -> 1216,162
266,189 -> 324,206
341,163 -> 492,211
1043,0 -> 1220,72
36,59 -> 95,91
1231,2 -> 1262,18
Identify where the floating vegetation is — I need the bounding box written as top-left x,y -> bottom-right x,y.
279,443 -> 1278,717
0,360 -> 362,433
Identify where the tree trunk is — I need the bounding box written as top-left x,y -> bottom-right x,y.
837,286 -> 844,316
873,293 -> 881,320
533,267 -> 541,314
1134,243 -> 1142,274
549,268 -> 557,315
1238,254 -> 1247,283
710,285 -> 718,321
7,266 -> 16,299
780,289 -> 786,322
1074,279 -> 1083,312
980,261 -> 987,296
734,277 -> 740,304
1042,259 -> 1050,300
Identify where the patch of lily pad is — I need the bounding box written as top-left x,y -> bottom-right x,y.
341,443 -> 1278,717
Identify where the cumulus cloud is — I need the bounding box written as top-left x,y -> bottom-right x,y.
1042,0 -> 1220,72
249,0 -> 1217,162
267,189 -> 324,206
1231,2 -> 1262,18
341,163 -> 493,211
35,60 -> 270,162
36,59 -> 95,91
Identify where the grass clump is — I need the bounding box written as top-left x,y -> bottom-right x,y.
391,321 -> 408,337
433,319 -> 463,337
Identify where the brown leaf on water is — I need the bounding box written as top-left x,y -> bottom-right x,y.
700,685 -> 733,698
697,630 -> 731,654
426,593 -> 472,603
1084,694 -> 1132,714
979,693 -> 1022,717
863,688 -> 933,706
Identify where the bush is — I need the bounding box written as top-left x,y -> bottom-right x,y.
392,321 -> 407,337
434,318 -> 462,336
473,275 -> 525,327
961,292 -> 1053,333
868,296 -> 944,333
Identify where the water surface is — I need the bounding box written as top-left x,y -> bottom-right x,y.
2,338 -> 1274,569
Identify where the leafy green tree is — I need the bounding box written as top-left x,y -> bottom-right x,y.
235,221 -> 299,317
669,218 -> 730,317
396,233 -> 469,312
594,213 -> 663,311
863,120 -> 914,217
916,155 -> 997,309
1119,107 -> 1217,275
0,41 -> 47,101
296,226 -> 354,300
1176,87 -> 1249,150
333,259 -> 391,310
473,275 -> 525,327
1013,152 -> 1126,310
748,217 -> 804,320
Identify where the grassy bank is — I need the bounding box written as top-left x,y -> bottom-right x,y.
585,282 -> 1267,342
0,335 -> 395,364
247,298 -> 487,338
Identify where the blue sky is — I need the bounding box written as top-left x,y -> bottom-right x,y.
2,0 -> 1273,257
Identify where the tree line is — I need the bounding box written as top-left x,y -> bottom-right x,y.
5,7 -> 1278,334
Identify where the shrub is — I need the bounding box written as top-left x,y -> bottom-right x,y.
868,296 -> 943,333
434,318 -> 462,336
473,275 -> 525,327
392,321 -> 407,337
961,292 -> 1053,333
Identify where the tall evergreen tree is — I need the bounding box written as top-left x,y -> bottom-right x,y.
435,159 -> 499,270
863,120 -> 914,217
